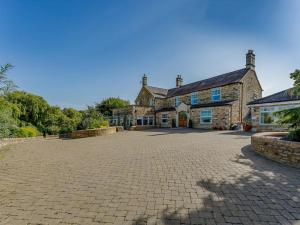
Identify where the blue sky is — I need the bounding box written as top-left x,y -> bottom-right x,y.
0,0 -> 299,109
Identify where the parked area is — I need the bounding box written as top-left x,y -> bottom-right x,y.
0,129 -> 299,225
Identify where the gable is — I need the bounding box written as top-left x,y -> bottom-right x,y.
135,87 -> 154,105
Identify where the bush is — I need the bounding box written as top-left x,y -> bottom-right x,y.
100,120 -> 109,128
287,129 -> 300,142
15,126 -> 40,137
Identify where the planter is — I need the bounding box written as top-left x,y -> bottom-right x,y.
243,124 -> 252,132
251,132 -> 300,168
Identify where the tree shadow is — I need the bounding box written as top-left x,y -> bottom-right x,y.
133,145 -> 300,225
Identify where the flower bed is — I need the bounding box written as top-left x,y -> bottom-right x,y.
251,132 -> 300,168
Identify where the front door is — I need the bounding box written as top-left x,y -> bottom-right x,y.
178,111 -> 187,127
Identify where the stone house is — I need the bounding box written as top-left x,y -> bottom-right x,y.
112,50 -> 262,129
248,89 -> 300,132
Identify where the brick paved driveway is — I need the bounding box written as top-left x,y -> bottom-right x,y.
0,129 -> 299,225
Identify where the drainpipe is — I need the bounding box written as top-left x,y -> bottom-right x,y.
240,83 -> 244,125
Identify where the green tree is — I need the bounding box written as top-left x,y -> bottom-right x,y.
79,106 -> 107,130
275,69 -> 300,141
0,64 -> 18,95
0,98 -> 18,138
95,97 -> 130,117
5,91 -> 50,131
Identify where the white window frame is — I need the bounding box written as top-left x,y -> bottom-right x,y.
175,96 -> 181,107
211,88 -> 221,102
136,116 -> 143,126
259,105 -> 298,125
200,109 -> 212,124
191,92 -> 199,105
161,113 -> 168,124
148,116 -> 154,125
149,99 -> 154,106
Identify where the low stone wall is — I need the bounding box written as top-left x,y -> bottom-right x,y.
0,136 -> 44,149
251,132 -> 300,168
65,127 -> 118,139
129,125 -> 157,131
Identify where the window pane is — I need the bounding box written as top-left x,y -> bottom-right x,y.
261,112 -> 274,124
137,119 -> 142,125
143,117 -> 148,125
149,116 -> 154,125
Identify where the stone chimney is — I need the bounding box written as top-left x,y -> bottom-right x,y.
142,74 -> 148,86
246,50 -> 255,70
176,75 -> 183,87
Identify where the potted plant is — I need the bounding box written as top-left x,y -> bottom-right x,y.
243,118 -> 252,132
172,118 -> 176,128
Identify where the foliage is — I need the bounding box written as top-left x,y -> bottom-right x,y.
0,104 -> 17,138
290,69 -> 300,94
79,106 -> 108,130
0,64 -> 18,95
275,69 -> 300,141
14,126 -> 40,137
287,129 -> 300,142
95,97 -> 130,117
100,120 -> 109,128
5,91 -> 50,130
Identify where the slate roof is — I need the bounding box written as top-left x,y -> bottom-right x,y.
248,88 -> 300,105
190,99 -> 238,109
145,86 -> 168,98
145,68 -> 250,98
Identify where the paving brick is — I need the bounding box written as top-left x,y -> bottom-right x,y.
0,129 -> 299,225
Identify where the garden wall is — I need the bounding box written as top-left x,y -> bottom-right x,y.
64,127 -> 121,139
0,136 -> 44,149
251,132 -> 300,168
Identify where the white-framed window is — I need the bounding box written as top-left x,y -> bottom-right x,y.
260,107 -> 276,124
200,109 -> 212,124
136,116 -> 143,125
149,99 -> 154,106
149,116 -> 154,125
175,96 -> 181,106
259,105 -> 299,125
211,88 -> 221,102
136,116 -> 155,126
191,92 -> 199,105
143,116 -> 149,125
161,113 -> 168,124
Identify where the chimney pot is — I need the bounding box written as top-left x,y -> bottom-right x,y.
176,75 -> 183,87
142,74 -> 148,86
246,49 -> 255,70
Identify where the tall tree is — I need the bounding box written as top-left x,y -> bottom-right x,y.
95,97 -> 130,117
0,64 -> 18,95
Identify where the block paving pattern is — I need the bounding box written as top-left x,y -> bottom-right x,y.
0,129 -> 299,225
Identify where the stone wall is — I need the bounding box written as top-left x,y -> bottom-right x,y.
240,70 -> 262,120
251,132 -> 300,168
135,87 -> 154,106
65,127 -> 117,139
0,136 -> 46,149
156,111 -> 176,128
190,105 -> 231,129
154,83 -> 241,111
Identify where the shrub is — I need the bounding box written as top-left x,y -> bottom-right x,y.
100,120 -> 109,128
287,129 -> 300,142
15,126 -> 40,137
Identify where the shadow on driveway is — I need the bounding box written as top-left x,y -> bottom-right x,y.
132,145 -> 300,225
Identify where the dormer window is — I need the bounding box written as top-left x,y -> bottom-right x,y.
175,96 -> 181,106
212,88 -> 221,102
191,92 -> 199,105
